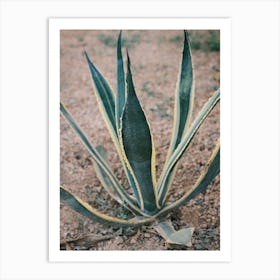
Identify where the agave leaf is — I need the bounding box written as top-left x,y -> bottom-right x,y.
158,140 -> 220,216
60,102 -> 147,217
85,50 -> 141,205
94,146 -> 145,216
158,89 -> 220,206
116,33 -> 141,204
154,220 -> 194,248
60,186 -> 155,227
167,30 -> 194,157
84,51 -> 116,135
116,31 -> 126,131
157,31 -> 194,207
94,146 -> 124,204
120,52 -> 159,213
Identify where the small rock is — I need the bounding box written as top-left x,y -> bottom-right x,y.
74,154 -> 81,160
199,144 -> 205,151
197,199 -> 204,206
115,236 -> 123,245
130,238 -> 137,244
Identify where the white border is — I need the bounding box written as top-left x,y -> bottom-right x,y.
49,18 -> 231,262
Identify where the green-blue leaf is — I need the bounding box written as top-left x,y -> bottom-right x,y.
120,52 -> 158,213
116,31 -> 126,131
84,51 -> 117,135
60,186 -> 154,227
168,31 -> 194,156
158,89 -> 220,206
158,142 -> 220,215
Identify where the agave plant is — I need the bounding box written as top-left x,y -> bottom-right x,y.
60,30 -> 220,248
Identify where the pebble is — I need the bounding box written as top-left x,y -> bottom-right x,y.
199,144 -> 205,151
130,238 -> 137,244
115,236 -> 123,245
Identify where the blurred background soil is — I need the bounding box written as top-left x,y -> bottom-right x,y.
60,30 -> 220,250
